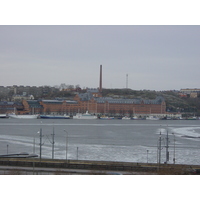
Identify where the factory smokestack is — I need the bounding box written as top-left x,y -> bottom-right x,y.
99,65 -> 102,96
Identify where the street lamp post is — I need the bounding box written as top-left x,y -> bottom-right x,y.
147,150 -> 149,163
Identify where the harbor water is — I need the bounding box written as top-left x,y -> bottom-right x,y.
0,118 -> 200,165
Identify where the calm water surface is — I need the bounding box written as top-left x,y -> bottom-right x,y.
0,118 -> 200,165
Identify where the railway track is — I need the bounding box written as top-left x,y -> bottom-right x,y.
0,158 -> 199,174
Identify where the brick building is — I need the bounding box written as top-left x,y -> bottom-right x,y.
0,101 -> 23,114
73,91 -> 166,116
15,89 -> 166,116
0,89 -> 166,116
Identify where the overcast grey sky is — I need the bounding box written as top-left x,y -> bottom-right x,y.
0,25 -> 200,91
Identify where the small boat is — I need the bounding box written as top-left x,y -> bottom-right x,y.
122,116 -> 131,120
9,114 -> 39,119
146,116 -> 160,120
73,111 -> 97,119
40,114 -> 70,119
131,116 -> 146,120
0,114 -> 7,118
186,116 -> 198,120
99,116 -> 115,120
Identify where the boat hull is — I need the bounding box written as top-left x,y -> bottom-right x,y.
40,115 -> 70,119
0,114 -> 7,118
99,117 -> 115,120
73,111 -> 97,119
73,116 -> 97,119
9,114 -> 39,119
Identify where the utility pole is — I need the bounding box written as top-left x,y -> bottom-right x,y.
7,144 -> 9,155
165,128 -> 169,164
51,126 -> 55,159
33,138 -> 35,153
39,128 -> 44,161
158,131 -> 162,164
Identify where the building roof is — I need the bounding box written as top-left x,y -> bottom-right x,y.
66,100 -> 78,104
94,96 -> 165,105
27,100 -> 43,108
87,88 -> 99,93
42,100 -> 63,104
0,101 -> 22,106
78,92 -> 94,101
78,90 -> 165,104
41,99 -> 78,105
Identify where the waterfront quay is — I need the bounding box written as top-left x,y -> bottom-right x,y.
0,157 -> 199,175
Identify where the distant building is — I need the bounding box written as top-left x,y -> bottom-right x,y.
74,91 -> 166,116
190,92 -> 198,98
0,101 -> 23,114
180,88 -> 200,94
20,89 -> 166,116
12,94 -> 34,101
86,88 -> 100,97
180,88 -> 200,98
178,93 -> 188,98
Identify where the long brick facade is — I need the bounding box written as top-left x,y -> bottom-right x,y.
18,90 -> 166,116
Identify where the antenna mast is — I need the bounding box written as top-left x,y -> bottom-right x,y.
126,74 -> 128,88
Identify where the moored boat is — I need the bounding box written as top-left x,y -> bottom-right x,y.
9,114 -> 39,119
146,116 -> 160,120
40,114 -> 70,119
73,111 -> 97,119
186,116 -> 198,120
122,116 -> 131,120
0,114 -> 7,118
99,116 -> 115,120
131,116 -> 146,120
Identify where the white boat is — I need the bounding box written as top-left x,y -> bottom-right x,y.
9,114 -> 39,119
131,116 -> 139,120
122,116 -> 131,120
146,116 -> 160,120
73,111 -> 97,119
0,114 -> 7,118
8,107 -> 39,119
99,116 -> 115,120
131,116 -> 146,120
